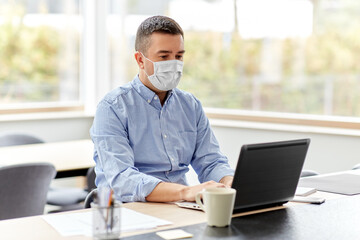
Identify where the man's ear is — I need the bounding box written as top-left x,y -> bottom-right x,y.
134,51 -> 144,69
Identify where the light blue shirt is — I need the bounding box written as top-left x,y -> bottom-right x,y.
90,75 -> 234,202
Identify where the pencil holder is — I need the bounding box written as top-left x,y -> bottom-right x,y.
91,202 -> 121,240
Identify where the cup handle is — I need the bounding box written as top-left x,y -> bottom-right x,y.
195,191 -> 205,211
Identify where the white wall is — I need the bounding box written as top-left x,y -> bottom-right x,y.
0,114 -> 93,142
211,120 -> 360,174
1,114 -> 359,176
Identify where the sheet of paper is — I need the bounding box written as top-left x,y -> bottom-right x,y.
156,229 -> 193,239
295,187 -> 317,196
42,208 -> 172,237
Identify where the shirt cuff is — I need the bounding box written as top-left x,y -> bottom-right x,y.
208,166 -> 235,183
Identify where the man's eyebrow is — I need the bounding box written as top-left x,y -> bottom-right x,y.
156,50 -> 186,54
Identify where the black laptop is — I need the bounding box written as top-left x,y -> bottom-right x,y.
231,138 -> 310,213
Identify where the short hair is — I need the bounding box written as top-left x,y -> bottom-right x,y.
135,15 -> 184,54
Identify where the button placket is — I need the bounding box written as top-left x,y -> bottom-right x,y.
159,107 -> 176,171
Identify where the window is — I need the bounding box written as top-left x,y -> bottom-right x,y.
108,0 -> 360,120
2,0 -> 360,127
0,0 -> 81,109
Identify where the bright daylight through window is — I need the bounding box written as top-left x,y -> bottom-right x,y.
109,0 -> 360,119
1,0 -> 360,122
0,0 -> 80,109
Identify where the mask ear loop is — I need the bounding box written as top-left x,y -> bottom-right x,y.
139,52 -> 153,78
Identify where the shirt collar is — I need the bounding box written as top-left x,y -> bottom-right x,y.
131,75 -> 174,105
131,75 -> 157,104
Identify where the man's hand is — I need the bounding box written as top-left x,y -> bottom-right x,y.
180,181 -> 225,202
219,175 -> 234,188
145,181 -> 225,202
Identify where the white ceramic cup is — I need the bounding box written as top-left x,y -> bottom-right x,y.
195,187 -> 236,227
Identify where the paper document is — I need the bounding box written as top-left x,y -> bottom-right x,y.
42,208 -> 172,237
295,187 -> 317,196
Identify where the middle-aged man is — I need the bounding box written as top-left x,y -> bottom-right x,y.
90,15 -> 234,203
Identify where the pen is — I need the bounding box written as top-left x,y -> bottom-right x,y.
105,189 -> 114,233
110,195 -> 114,231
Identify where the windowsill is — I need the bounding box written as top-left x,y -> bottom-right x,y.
205,107 -> 360,137
209,119 -> 360,137
0,111 -> 94,122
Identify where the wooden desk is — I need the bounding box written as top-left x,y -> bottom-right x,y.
0,201 -> 206,240
0,139 -> 95,178
0,191 -> 349,240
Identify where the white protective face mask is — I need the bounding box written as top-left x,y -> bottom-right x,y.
141,52 -> 183,91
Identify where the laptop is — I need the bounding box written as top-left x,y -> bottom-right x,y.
176,138 -> 311,213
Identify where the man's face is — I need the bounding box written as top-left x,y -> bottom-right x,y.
138,32 -> 185,92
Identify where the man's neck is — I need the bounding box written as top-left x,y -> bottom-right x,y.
138,73 -> 168,106
157,92 -> 168,106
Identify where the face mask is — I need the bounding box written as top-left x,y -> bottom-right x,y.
141,52 -> 183,91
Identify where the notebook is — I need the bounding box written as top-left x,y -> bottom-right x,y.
176,138 -> 311,213
299,173 -> 360,195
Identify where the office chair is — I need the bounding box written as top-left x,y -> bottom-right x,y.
47,166 -> 96,212
352,163 -> 360,170
300,169 -> 319,178
0,132 -> 96,212
0,163 -> 56,220
0,133 -> 44,147
84,188 -> 98,209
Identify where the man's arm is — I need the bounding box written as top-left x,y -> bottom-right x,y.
145,180 -> 225,202
91,100 -> 163,202
190,98 -> 234,183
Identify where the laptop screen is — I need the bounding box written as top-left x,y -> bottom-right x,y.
232,138 -> 310,213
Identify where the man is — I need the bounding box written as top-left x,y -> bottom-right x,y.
90,15 -> 234,203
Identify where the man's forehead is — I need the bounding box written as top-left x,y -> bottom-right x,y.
147,33 -> 184,51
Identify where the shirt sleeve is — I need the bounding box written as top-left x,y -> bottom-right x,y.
190,98 -> 234,183
90,100 -> 162,202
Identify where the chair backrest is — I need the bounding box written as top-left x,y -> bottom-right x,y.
0,133 -> 44,147
84,188 -> 98,209
86,167 -> 96,192
0,163 -> 56,220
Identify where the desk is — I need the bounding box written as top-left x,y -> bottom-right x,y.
0,201 -> 206,240
0,139 -> 95,178
0,190 -> 357,240
124,195 -> 360,240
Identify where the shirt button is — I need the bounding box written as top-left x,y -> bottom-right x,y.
163,134 -> 167,138
170,157 -> 174,161
154,96 -> 158,100
147,99 -> 151,103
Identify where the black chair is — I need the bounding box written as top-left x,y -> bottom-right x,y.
0,163 -> 56,220
0,133 -> 44,147
47,166 -> 96,212
300,169 -> 319,178
352,164 -> 360,170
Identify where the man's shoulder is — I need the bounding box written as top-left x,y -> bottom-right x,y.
173,88 -> 199,103
101,82 -> 133,105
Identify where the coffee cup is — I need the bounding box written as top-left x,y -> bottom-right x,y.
195,187 -> 236,227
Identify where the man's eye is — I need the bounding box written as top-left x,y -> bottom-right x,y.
159,56 -> 167,59
176,55 -> 183,60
